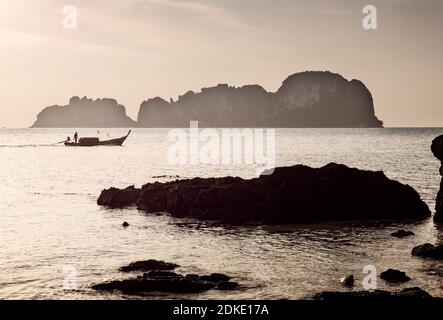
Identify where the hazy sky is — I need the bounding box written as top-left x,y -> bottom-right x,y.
0,0 -> 442,127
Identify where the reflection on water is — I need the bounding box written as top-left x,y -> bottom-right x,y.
0,128 -> 442,299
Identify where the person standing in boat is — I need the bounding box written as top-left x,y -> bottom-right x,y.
74,131 -> 78,143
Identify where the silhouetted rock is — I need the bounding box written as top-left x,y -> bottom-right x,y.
313,287 -> 434,301
431,135 -> 443,222
380,269 -> 411,283
119,259 -> 179,272
32,96 -> 136,128
431,135 -> 443,162
391,230 -> 415,238
340,275 -> 354,287
411,243 -> 443,260
97,163 -> 430,224
93,260 -> 238,294
137,71 -> 383,128
122,221 -> 129,227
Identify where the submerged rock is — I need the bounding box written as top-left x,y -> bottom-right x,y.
391,230 -> 415,238
432,135 -> 443,222
93,260 -> 238,294
216,281 -> 239,291
380,269 -> 411,283
313,287 -> 434,301
411,243 -> 443,260
119,260 -> 179,272
97,163 -> 430,224
92,277 -> 215,294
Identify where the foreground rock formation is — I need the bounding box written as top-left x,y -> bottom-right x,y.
431,135 -> 443,222
97,163 -> 430,224
32,96 -> 136,128
137,71 -> 383,128
93,259 -> 238,294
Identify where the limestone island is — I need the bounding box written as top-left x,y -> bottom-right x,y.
32,96 -> 136,128
32,71 -> 383,128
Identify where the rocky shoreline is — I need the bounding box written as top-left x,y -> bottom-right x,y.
92,136 -> 443,299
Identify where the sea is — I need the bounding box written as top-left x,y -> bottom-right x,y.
0,128 -> 442,299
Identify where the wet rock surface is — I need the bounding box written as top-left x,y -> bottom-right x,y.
98,163 -> 431,224
313,287 -> 437,301
411,243 -> 443,260
93,260 -> 238,294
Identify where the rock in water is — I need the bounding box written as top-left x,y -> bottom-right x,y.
391,230 -> 415,238
411,243 -> 443,260
93,260 -> 238,294
119,260 -> 179,272
340,275 -> 354,287
431,135 -> 443,222
380,269 -> 411,283
97,163 -> 430,224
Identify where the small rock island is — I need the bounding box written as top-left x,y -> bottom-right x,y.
32,96 -> 136,128
97,163 -> 430,224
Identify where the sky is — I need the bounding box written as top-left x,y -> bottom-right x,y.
0,0 -> 442,128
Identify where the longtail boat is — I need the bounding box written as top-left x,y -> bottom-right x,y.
64,130 -> 131,147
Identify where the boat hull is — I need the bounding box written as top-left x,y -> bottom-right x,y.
64,130 -> 131,147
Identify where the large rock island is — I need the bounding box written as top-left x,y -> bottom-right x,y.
32,96 -> 136,128
137,71 -> 383,128
97,163 -> 430,224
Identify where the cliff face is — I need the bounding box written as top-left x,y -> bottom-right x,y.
137,71 -> 383,128
32,96 -> 136,128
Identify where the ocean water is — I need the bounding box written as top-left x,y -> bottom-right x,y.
0,128 -> 442,300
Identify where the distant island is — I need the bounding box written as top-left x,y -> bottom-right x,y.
32,71 -> 383,128
32,96 -> 136,128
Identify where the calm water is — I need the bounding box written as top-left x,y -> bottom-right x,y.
0,128 -> 442,299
